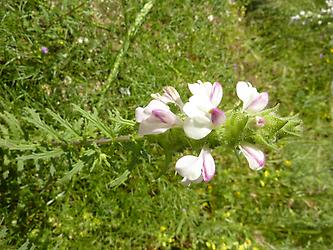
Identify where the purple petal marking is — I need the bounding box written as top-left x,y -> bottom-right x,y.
209,82 -> 221,102
210,108 -> 226,126
152,109 -> 168,123
256,116 -> 265,127
244,92 -> 268,112
201,151 -> 215,182
242,146 -> 265,167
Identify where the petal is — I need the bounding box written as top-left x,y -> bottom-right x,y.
183,118 -> 212,140
138,120 -> 170,135
151,109 -> 179,125
183,102 -> 206,118
146,100 -> 170,113
236,81 -> 253,103
200,149 -> 215,182
180,176 -> 203,186
188,95 -> 214,113
210,108 -> 226,126
188,82 -> 205,96
239,145 -> 265,170
135,107 -> 147,122
176,155 -> 203,181
151,93 -> 171,104
245,92 -> 269,113
202,81 -> 213,97
209,82 -> 223,107
237,81 -> 260,109
188,81 -> 213,97
163,86 -> 184,107
180,177 -> 191,186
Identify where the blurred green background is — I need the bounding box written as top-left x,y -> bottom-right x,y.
0,0 -> 332,249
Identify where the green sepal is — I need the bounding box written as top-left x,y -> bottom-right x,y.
252,133 -> 279,150
276,115 -> 302,139
257,112 -> 288,140
217,111 -> 249,147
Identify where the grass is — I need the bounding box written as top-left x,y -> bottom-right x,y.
0,0 -> 333,249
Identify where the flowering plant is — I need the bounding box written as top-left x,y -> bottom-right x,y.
135,81 -> 301,185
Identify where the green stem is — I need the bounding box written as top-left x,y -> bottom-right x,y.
51,134 -> 142,147
100,0 -> 156,97
234,148 -> 242,167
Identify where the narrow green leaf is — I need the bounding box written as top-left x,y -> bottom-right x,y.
59,160 -> 85,183
17,149 -> 63,161
0,111 -> 24,139
23,108 -> 63,140
0,138 -> 39,151
46,108 -> 81,137
18,239 -> 30,250
101,0 -> 156,95
73,104 -> 114,138
108,109 -> 136,127
0,124 -> 9,138
108,170 -> 130,189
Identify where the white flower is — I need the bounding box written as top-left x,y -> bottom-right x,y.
239,144 -> 265,171
236,81 -> 269,114
182,81 -> 226,140
175,148 -> 215,185
135,100 -> 180,135
291,15 -> 301,21
208,15 -> 214,22
151,86 -> 184,108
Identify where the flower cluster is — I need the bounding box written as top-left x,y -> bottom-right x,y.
291,1 -> 333,26
136,81 -> 273,185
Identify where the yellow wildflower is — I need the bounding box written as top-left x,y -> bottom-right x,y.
284,160 -> 292,167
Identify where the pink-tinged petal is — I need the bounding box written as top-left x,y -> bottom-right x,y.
136,100 -> 179,135
256,116 -> 265,127
183,118 -> 212,140
146,100 -> 170,113
176,155 -> 203,181
135,107 -> 147,122
138,121 -> 169,135
202,81 -> 213,96
239,145 -> 265,170
210,108 -> 226,126
209,82 -> 223,107
245,92 -> 269,113
150,93 -> 170,104
163,86 -> 184,107
200,149 -> 215,182
151,86 -> 184,108
151,109 -> 178,125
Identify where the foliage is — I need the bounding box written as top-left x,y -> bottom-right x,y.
0,0 -> 332,249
